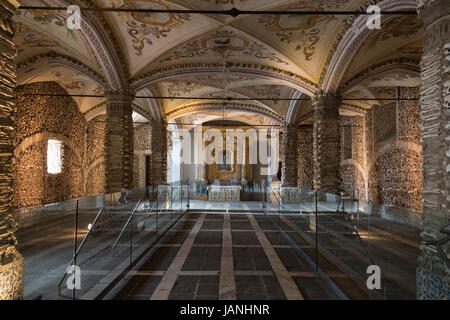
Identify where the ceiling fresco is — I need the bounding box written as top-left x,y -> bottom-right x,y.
101,0 -> 218,75
342,15 -> 423,84
157,79 -> 294,119
13,0 -> 423,124
176,110 -> 273,128
13,0 -> 100,71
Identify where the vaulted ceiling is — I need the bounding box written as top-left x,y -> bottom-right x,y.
13,0 -> 422,127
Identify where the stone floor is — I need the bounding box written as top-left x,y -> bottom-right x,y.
17,206 -> 420,300
105,211 -> 420,300
107,213 -> 318,300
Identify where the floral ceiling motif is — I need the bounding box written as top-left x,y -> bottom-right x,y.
364,16 -> 422,50
13,0 -> 425,123
114,0 -> 191,56
257,0 -> 350,61
167,81 -> 205,98
342,15 -> 423,84
201,0 -> 249,4
13,22 -> 59,56
178,110 -> 270,128
159,30 -> 288,65
188,75 -> 256,89
13,3 -> 100,71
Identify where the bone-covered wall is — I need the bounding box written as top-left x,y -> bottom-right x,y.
340,115 -> 366,201
341,87 -> 423,212
13,82 -> 111,206
297,125 -> 313,190
14,82 -> 86,207
85,114 -> 106,195
134,123 -> 152,189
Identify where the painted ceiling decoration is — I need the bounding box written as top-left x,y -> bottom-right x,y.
114,0 -> 192,56
158,29 -> 289,66
256,0 -> 350,61
320,0 -> 418,92
13,0 -> 423,125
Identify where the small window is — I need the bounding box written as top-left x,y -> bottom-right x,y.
47,139 -> 63,174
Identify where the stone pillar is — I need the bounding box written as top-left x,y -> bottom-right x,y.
417,0 -> 450,300
167,130 -> 173,183
0,0 -> 23,300
313,92 -> 341,194
150,120 -> 168,187
298,125 -> 314,190
104,91 -> 135,193
281,125 -> 299,186
199,165 -> 207,181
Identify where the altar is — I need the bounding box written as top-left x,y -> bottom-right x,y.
207,180 -> 241,202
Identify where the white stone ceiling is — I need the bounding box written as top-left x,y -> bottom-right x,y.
13,0 -> 422,124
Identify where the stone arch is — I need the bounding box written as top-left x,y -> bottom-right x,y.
16,53 -> 105,87
286,91 -> 308,126
166,102 -> 283,124
42,0 -> 125,89
131,63 -> 317,96
321,0 -> 418,93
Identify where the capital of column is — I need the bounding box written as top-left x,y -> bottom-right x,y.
105,90 -> 135,104
312,91 -> 340,109
417,0 -> 450,49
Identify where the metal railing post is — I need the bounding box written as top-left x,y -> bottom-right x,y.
72,200 -> 79,300
315,190 -> 318,272
130,213 -> 133,270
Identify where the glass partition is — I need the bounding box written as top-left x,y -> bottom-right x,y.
262,184 -> 419,300
16,180 -> 421,300
15,182 -> 189,300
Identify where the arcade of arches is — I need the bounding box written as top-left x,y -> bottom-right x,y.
0,0 -> 449,299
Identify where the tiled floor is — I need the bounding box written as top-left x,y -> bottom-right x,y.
108,213 -> 344,300
18,207 -> 420,300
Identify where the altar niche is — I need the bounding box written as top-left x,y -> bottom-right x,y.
208,180 -> 241,201
201,125 -> 252,182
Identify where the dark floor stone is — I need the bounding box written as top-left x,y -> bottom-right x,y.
262,276 -> 286,300
182,246 -> 221,271
194,231 -> 222,245
264,231 -> 291,245
195,295 -> 218,300
197,284 -> 218,296
201,220 -> 223,230
231,220 -> 252,230
141,246 -> 180,270
232,231 -> 259,245
274,247 -> 309,272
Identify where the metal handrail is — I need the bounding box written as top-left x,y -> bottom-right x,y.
142,187 -> 178,228
157,188 -> 177,215
57,207 -> 103,296
111,197 -> 142,253
141,191 -> 163,227
267,185 -> 385,293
